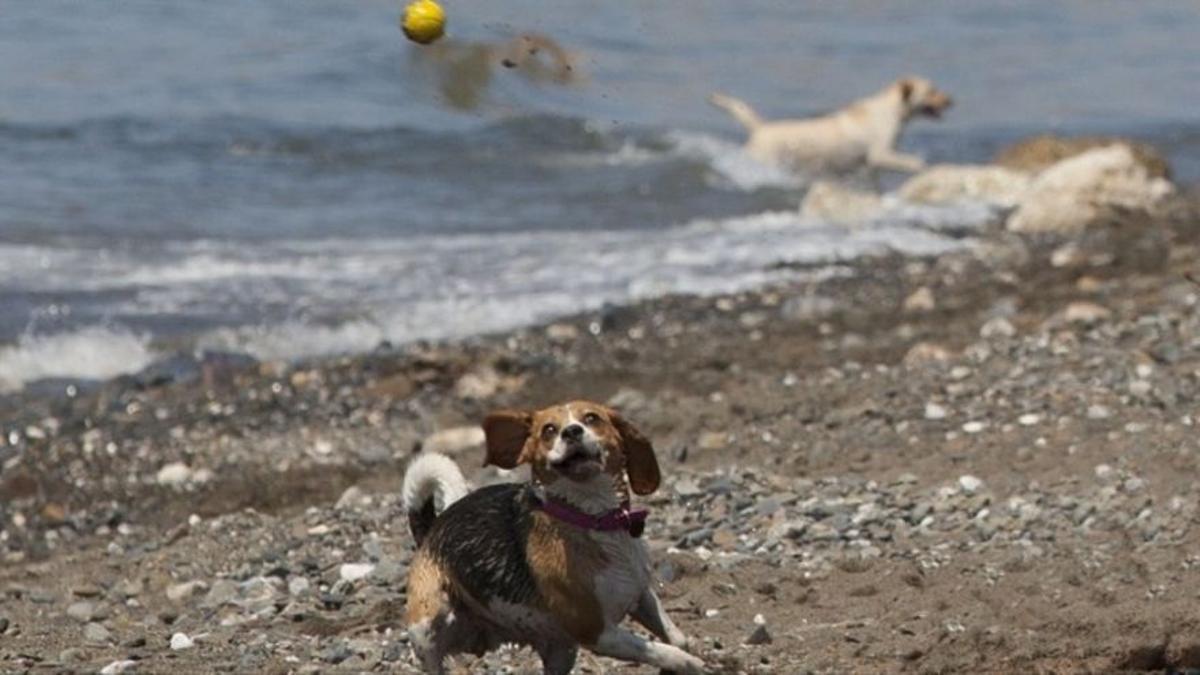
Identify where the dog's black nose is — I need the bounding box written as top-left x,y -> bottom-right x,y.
561,424 -> 584,441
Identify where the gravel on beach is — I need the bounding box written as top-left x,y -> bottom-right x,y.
2,192 -> 1200,673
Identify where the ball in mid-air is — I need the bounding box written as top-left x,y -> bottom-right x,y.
401,0 -> 446,45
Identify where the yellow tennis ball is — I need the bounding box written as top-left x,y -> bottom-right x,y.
401,0 -> 446,45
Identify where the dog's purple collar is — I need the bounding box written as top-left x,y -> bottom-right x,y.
537,497 -> 648,537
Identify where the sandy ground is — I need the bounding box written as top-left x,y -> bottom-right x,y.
2,193 -> 1200,673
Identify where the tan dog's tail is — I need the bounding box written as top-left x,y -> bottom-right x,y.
708,92 -> 764,132
401,453 -> 469,546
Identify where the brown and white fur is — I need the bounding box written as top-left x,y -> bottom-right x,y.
709,76 -> 953,177
402,401 -> 704,674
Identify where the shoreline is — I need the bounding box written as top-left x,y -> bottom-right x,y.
1,191 -> 1199,671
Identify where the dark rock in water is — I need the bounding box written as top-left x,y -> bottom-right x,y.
127,350 -> 258,389
126,353 -> 203,389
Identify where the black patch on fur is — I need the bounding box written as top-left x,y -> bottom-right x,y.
408,499 -> 438,546
422,483 -> 540,605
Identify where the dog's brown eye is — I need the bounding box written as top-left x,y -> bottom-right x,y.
582,412 -> 601,426
540,423 -> 558,441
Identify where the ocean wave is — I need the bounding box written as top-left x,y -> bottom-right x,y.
0,326 -> 157,393
1,198 -> 991,385
665,131 -> 801,191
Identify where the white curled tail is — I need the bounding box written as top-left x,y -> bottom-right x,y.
708,92 -> 765,132
402,453 -> 468,545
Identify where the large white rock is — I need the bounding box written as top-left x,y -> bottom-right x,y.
1007,145 -> 1175,234
898,164 -> 1033,209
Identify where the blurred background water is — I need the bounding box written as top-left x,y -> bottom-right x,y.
2,0 -> 1199,391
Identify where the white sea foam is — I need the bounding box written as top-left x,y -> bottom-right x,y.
666,131 -> 801,190
0,326 -> 157,393
0,198 -> 993,390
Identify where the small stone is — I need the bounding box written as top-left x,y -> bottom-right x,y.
962,421 -> 987,434
673,478 -> 702,498
100,660 -> 138,675
156,462 -> 192,485
383,642 -> 405,662
904,342 -> 953,367
115,578 -> 143,598
369,559 -> 405,586
704,608 -> 720,618
335,486 -> 366,510
84,622 -> 112,644
697,431 -> 726,451
202,579 -> 239,608
546,323 -> 579,342
170,632 -> 195,650
924,402 -> 948,420
339,563 -> 375,583
1062,302 -> 1111,325
71,585 -> 102,598
958,475 -> 984,494
1087,405 -> 1112,420
746,624 -> 773,645
780,294 -> 838,321
980,317 -> 1016,339
323,643 -> 354,664
0,617 -> 9,634
67,601 -> 96,623
1129,380 -> 1152,397
454,366 -> 503,399
1095,464 -> 1114,480
288,577 -> 312,597
711,529 -> 738,550
1018,414 -> 1040,426
903,287 -> 936,313
166,580 -> 207,602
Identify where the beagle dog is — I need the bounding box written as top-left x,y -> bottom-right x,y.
709,76 -> 953,177
402,401 -> 705,674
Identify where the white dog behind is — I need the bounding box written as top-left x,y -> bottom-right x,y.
710,76 -> 953,178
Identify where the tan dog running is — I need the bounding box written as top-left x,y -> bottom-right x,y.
412,32 -> 578,110
402,401 -> 705,674
710,76 -> 953,176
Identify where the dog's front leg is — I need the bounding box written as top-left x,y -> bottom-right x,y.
632,586 -> 691,650
591,626 -> 706,674
867,148 -> 926,173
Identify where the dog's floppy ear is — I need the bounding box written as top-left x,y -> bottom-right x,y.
610,410 -> 660,495
483,410 -> 532,469
899,78 -> 914,103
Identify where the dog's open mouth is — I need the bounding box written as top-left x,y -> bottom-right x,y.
552,446 -> 603,473
919,104 -> 945,119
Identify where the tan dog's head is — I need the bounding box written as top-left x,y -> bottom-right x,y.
897,76 -> 953,120
482,401 -> 660,496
